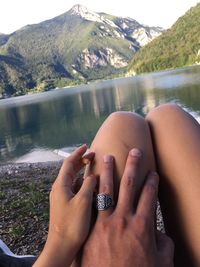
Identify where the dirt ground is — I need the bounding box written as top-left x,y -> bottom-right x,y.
0,161 -> 164,257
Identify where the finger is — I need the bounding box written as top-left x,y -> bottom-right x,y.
98,155 -> 114,219
82,151 -> 95,165
72,177 -> 84,194
75,151 -> 95,180
72,150 -> 95,175
78,174 -> 97,201
57,144 -> 88,187
136,172 -> 159,225
116,148 -> 142,215
156,231 -> 174,255
63,153 -> 94,194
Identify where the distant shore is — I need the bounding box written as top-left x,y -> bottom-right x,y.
0,161 -> 164,256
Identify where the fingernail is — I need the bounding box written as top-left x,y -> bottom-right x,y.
151,171 -> 158,177
88,174 -> 96,178
103,155 -> 113,163
85,174 -> 96,180
78,144 -> 87,150
82,158 -> 90,164
81,144 -> 87,148
130,148 -> 142,158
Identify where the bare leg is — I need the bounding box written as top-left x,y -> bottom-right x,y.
146,104 -> 200,266
88,112 -> 156,200
71,111 -> 156,267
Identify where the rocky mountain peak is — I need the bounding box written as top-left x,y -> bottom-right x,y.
0,4 -> 164,97
70,4 -> 103,23
71,4 -> 89,13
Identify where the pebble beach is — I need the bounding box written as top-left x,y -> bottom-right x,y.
0,161 -> 164,257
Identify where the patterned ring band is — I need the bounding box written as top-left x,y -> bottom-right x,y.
96,193 -> 113,211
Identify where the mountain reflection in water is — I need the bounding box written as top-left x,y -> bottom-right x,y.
0,65 -> 200,163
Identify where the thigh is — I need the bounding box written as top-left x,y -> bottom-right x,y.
87,111 -> 156,201
146,104 -> 200,266
71,112 -> 156,267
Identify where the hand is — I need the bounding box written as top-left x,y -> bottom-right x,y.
33,145 -> 97,267
81,148 -> 174,267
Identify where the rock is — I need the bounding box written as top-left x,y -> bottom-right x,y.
77,48 -> 128,69
131,27 -> 162,47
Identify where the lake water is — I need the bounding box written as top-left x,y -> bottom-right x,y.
0,65 -> 200,164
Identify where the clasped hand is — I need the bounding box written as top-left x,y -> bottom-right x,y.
33,145 -> 174,267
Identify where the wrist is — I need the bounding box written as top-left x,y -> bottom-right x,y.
33,235 -> 78,267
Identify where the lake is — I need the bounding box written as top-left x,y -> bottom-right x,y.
0,65 -> 200,164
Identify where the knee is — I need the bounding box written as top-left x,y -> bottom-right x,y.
107,111 -> 145,126
106,111 -> 148,134
146,103 -> 183,123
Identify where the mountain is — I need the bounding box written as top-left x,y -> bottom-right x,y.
0,34 -> 9,46
128,3 -> 200,75
0,4 -> 163,97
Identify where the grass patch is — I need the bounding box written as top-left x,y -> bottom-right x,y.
0,162 -> 61,255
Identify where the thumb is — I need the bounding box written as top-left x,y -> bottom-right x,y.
78,174 -> 97,201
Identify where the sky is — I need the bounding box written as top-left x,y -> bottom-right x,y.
0,0 -> 199,34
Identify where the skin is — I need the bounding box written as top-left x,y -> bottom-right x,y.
146,104 -> 200,266
33,145 -> 97,267
87,112 -> 156,201
81,149 -> 174,267
33,145 -> 174,267
87,106 -> 200,266
32,104 -> 200,266
71,111 -> 158,267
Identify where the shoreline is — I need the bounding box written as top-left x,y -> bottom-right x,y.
0,161 -> 164,256
0,161 -> 63,175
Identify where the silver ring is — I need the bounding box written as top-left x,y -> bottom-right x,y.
96,193 -> 113,210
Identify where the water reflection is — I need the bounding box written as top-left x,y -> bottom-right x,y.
0,65 -> 200,163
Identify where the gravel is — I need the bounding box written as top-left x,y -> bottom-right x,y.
0,162 -> 62,256
0,161 -> 164,257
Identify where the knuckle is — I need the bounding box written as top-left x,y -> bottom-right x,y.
98,220 -> 108,232
145,183 -> 156,195
136,215 -> 150,233
115,215 -> 128,230
74,195 -> 88,209
79,191 -> 89,201
78,191 -> 91,204
122,175 -> 135,188
101,183 -> 112,193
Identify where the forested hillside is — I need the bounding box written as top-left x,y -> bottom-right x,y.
0,5 -> 162,97
128,3 -> 200,74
